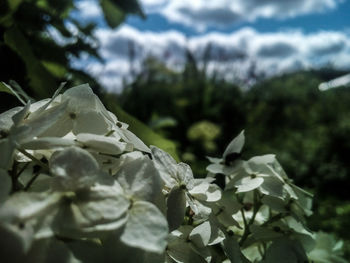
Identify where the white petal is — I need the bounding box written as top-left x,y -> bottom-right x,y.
12,103 -> 30,126
62,84 -> 101,113
20,102 -> 68,142
38,114 -> 73,137
248,154 -> 276,165
204,184 -> 222,202
259,176 -> 285,198
0,192 -> 61,221
73,182 -> 130,233
49,147 -> 100,191
121,201 -> 168,253
223,130 -> 245,158
73,111 -> 110,135
21,137 -> 74,150
206,163 -> 225,174
0,106 -> 22,131
76,133 -> 127,155
235,176 -> 264,193
120,129 -> 151,153
151,146 -> 178,185
187,197 -> 211,220
29,98 -> 51,113
189,180 -> 210,196
176,163 -> 194,189
190,221 -> 211,247
116,156 -> 164,205
0,192 -> 62,251
206,156 -> 222,164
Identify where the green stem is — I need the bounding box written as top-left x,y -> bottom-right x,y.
248,191 -> 260,225
10,161 -> 19,193
239,191 -> 262,246
24,173 -> 40,191
239,208 -> 249,246
261,213 -> 283,227
17,148 -> 49,170
16,162 -> 30,178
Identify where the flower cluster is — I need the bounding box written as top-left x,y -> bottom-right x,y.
0,84 -> 346,263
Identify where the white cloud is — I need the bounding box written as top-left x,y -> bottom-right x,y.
75,0 -> 102,19
74,0 -> 343,31
140,0 -> 341,31
78,25 -> 350,92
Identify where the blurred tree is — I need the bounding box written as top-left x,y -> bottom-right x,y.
0,0 -> 144,112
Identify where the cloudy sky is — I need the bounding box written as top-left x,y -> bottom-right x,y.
72,0 -> 350,92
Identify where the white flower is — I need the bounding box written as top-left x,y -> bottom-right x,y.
307,232 -> 347,263
39,84 -> 115,136
226,155 -> 286,199
115,156 -> 169,253
0,101 -> 67,169
152,146 -> 221,223
49,147 -> 101,191
206,131 -> 245,176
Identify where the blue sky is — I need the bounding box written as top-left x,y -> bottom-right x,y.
73,0 -> 350,92
127,1 -> 350,35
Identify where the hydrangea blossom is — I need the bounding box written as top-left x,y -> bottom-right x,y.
0,83 -> 346,263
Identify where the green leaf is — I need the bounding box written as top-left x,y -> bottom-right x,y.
166,186 -> 186,231
264,238 -> 308,263
103,229 -> 165,263
0,82 -> 13,95
4,27 -> 57,98
0,82 -> 27,105
100,0 -> 145,28
8,0 -> 24,11
223,235 -> 242,263
0,0 -> 23,26
42,61 -> 67,78
67,239 -> 104,263
0,169 -> 11,203
100,0 -> 126,28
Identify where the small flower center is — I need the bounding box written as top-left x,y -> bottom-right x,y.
224,152 -> 241,166
273,226 -> 281,232
243,202 -> 253,211
18,222 -> 25,230
180,184 -> 187,190
227,230 -> 234,236
69,112 -> 77,119
0,130 -> 9,139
